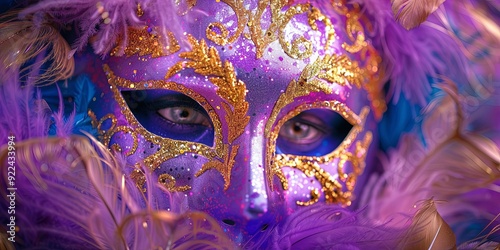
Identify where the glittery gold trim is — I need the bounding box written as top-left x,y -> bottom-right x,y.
88,111 -> 138,156
262,51 -> 372,205
165,35 -> 250,190
248,1 -> 311,59
165,35 -> 249,144
130,169 -> 147,192
333,1 -> 386,117
195,144 -> 239,190
296,189 -> 319,206
136,3 -> 144,17
206,0 -> 247,46
110,26 -> 180,58
102,65 -> 233,192
158,173 -> 191,192
263,61 -> 335,190
271,103 -> 372,206
103,64 -> 223,165
197,0 -> 386,116
301,54 -> 365,88
204,1 -> 337,59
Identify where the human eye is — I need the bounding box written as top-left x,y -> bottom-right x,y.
276,109 -> 353,156
279,115 -> 326,145
157,106 -> 211,127
122,90 -> 214,146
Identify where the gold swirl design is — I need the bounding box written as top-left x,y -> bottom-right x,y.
205,0 -> 247,46
247,1 -> 311,59
199,0 -> 385,117
89,111 -> 138,156
200,0 -> 337,60
158,173 -> 191,192
102,65 -> 231,192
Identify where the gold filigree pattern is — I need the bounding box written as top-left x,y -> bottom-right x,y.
88,111 -> 138,156
271,102 -> 372,206
110,26 -> 180,58
248,1 -> 311,59
205,0 -> 247,46
130,169 -> 146,192
165,35 -> 250,190
263,63 -> 336,189
195,144 -> 239,190
333,1 -> 386,117
296,189 -> 320,206
301,54 -> 365,88
158,173 -> 191,192
196,0 -> 385,116
204,0 -> 336,59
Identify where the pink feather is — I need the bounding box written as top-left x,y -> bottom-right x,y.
391,0 -> 446,30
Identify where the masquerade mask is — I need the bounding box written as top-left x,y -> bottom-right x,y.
87,0 -> 382,243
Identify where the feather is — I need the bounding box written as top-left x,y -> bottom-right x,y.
401,199 -> 457,249
0,234 -> 15,250
51,84 -> 76,137
0,68 -> 51,143
365,79 -> 500,241
15,0 -> 184,60
391,0 -> 446,30
262,204 -> 408,249
0,11 -> 74,85
430,1 -> 500,99
0,131 -> 234,248
353,0 -> 470,107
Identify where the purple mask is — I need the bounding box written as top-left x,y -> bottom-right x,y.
87,0 -> 382,244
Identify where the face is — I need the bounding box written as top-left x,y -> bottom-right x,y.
87,0 -> 381,245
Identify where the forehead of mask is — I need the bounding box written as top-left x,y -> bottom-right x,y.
103,1 -> 369,115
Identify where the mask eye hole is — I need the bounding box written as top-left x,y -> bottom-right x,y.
122,90 -> 215,146
276,109 -> 353,156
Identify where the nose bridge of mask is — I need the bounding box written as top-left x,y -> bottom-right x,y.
244,118 -> 269,217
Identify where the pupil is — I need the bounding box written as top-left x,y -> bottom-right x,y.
180,110 -> 190,118
293,123 -> 303,133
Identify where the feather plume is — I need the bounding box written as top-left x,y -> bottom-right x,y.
51,84 -> 76,137
0,132 -> 234,248
0,69 -> 51,143
430,1 -> 500,99
365,79 -> 500,240
0,233 -> 15,250
261,204 -> 409,249
0,11 -> 74,85
353,0 -> 469,107
391,0 -> 446,30
401,199 -> 457,249
19,0 -> 180,58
